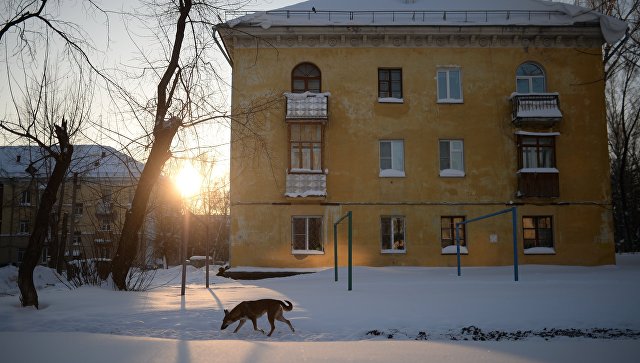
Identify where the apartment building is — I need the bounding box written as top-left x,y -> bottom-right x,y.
218,0 -> 627,267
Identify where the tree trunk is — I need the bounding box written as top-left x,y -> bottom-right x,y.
111,0 -> 192,291
111,123 -> 180,289
18,122 -> 73,308
57,212 -> 69,274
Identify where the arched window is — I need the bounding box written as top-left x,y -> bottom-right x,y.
292,63 -> 321,93
516,62 -> 546,93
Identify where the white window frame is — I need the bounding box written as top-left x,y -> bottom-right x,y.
381,216 -> 406,253
516,62 -> 546,93
74,202 -> 84,216
437,67 -> 463,103
18,219 -> 30,234
439,139 -> 465,177
441,216 -> 468,254
291,216 -> 324,254
20,190 -> 31,206
379,140 -> 405,177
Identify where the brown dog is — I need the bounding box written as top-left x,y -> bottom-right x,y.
220,299 -> 295,337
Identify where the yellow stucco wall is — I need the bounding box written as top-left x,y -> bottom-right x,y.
228,42 -> 615,267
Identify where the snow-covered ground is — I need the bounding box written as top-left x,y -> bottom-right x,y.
1,256 -> 640,362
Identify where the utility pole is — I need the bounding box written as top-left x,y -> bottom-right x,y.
65,173 -> 79,265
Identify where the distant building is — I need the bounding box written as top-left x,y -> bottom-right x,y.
0,145 -> 180,267
218,0 -> 626,267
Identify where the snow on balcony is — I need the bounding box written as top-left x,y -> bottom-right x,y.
510,93 -> 562,127
284,92 -> 330,121
285,172 -> 327,198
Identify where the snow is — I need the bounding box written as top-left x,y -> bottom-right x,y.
518,167 -> 559,173
285,190 -> 327,197
2,255 -> 640,362
440,168 -> 465,177
379,169 -> 405,177
524,247 -> 556,254
442,245 -> 469,254
0,145 -> 143,179
515,131 -> 561,136
228,0 -> 628,45
378,97 -> 404,103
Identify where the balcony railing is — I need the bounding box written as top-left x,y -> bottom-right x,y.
285,172 -> 326,198
517,169 -> 559,198
225,10 -> 567,24
285,92 -> 329,121
511,93 -> 562,127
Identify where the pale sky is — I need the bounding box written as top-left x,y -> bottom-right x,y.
0,0 -> 301,181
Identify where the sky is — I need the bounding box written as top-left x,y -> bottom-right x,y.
1,254 -> 640,362
0,0 -> 299,182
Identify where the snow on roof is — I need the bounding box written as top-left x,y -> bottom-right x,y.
226,0 -> 627,44
0,145 -> 143,180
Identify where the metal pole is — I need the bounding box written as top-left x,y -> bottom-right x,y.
334,222 -> 338,282
347,211 -> 352,291
456,223 -> 461,276
181,208 -> 189,296
205,221 -> 210,288
512,207 -> 519,282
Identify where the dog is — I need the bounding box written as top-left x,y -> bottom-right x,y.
220,299 -> 295,337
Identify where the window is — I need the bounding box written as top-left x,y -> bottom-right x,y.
516,62 -> 545,93
19,219 -> 30,234
20,190 -> 31,205
381,216 -> 405,252
441,216 -> 466,254
289,124 -> 323,172
292,63 -> 321,93
292,216 -> 323,253
518,136 -> 555,170
379,140 -> 405,177
100,220 -> 111,231
101,189 -> 112,205
378,68 -> 402,100
522,216 -> 554,253
73,231 -> 82,244
439,140 -> 465,177
437,68 -> 463,102
74,203 -> 84,215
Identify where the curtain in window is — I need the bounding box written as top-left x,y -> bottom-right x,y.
392,141 -> 404,172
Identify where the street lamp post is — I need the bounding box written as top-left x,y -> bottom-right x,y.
175,162 -> 202,297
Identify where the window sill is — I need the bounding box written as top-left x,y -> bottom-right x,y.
379,170 -> 405,178
381,249 -> 406,254
439,169 -> 465,178
378,97 -> 404,104
292,250 -> 325,255
288,169 -> 327,174
442,245 -> 468,254
437,99 -> 464,104
517,168 -> 559,174
524,247 -> 556,255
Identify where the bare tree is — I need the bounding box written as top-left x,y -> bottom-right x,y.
109,0 -> 246,290
0,59 -> 94,307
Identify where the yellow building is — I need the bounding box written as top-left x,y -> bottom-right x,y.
218,0 -> 627,268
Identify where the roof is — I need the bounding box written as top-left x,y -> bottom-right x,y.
226,0 -> 627,44
0,145 -> 144,180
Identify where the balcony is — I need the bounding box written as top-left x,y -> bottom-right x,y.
511,93 -> 562,127
284,92 -> 330,122
285,172 -> 326,198
517,169 -> 559,198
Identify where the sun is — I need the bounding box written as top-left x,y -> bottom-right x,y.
174,163 -> 203,198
